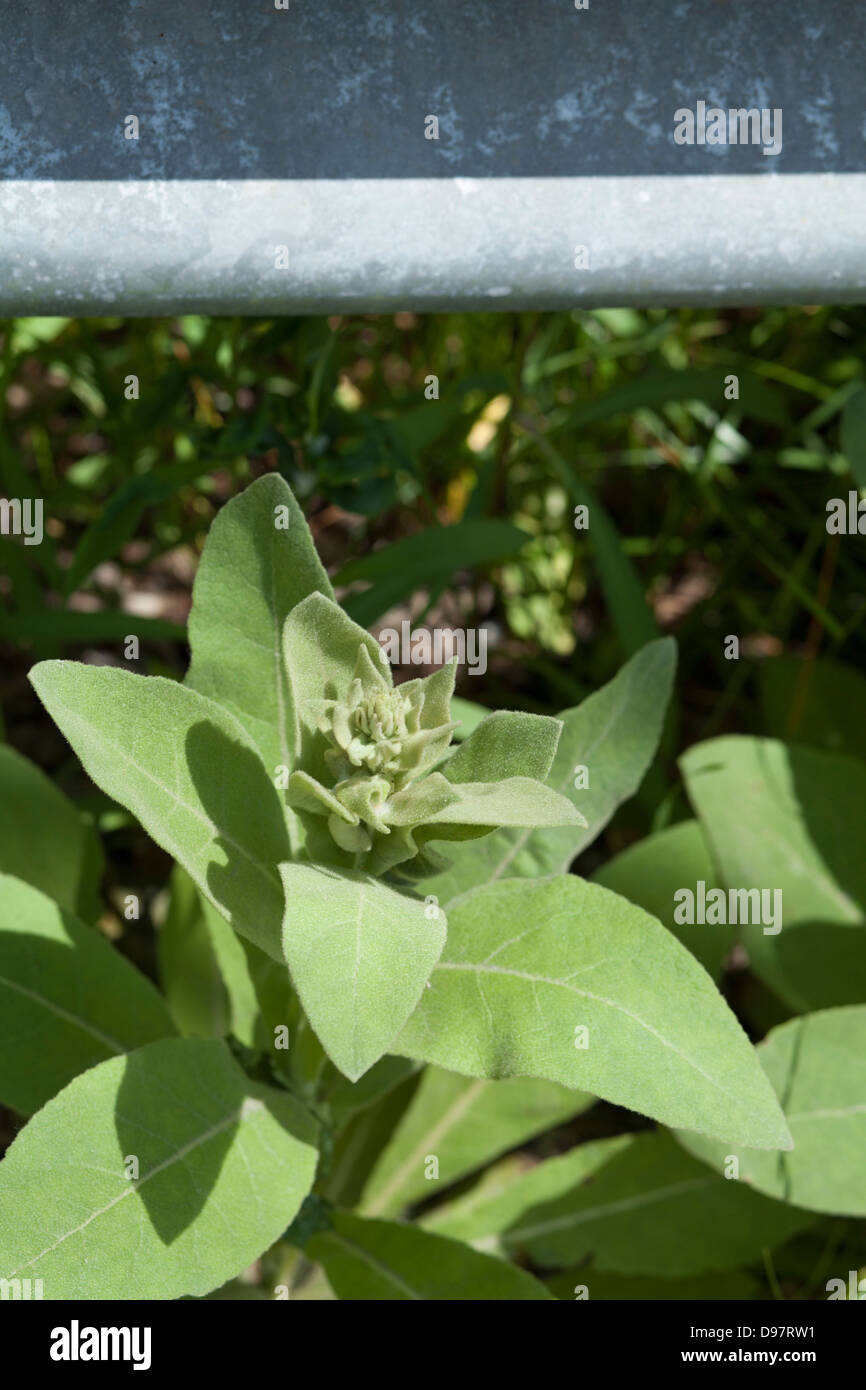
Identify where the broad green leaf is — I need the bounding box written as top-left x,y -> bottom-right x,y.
157,865 -> 230,1039
420,637 -> 676,905
679,1006 -> 866,1216
546,1268 -> 761,1300
681,737 -> 866,932
30,662 -> 290,962
741,920 -> 866,1015
443,711 -> 562,785
0,744 -> 104,920
396,876 -> 792,1150
681,737 -> 866,1010
306,1211 -> 553,1300
0,1038 -> 319,1299
0,874 -> 175,1115
280,864 -> 446,1082
841,383 -> 866,487
186,474 -> 333,850
336,520 -> 530,629
423,1130 -> 811,1276
360,1067 -> 593,1217
759,654 -> 866,762
593,820 -> 733,979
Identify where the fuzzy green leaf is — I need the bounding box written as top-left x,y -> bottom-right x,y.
424,1130 -> 812,1276
0,1038 -> 318,1299
681,736 -> 866,931
593,820 -> 733,979
307,1211 -> 554,1300
360,1067 -> 592,1217
420,637 -> 676,904
0,874 -> 175,1115
0,744 -> 104,921
283,592 -> 388,784
186,474 -> 333,818
30,662 -> 290,961
423,777 -> 586,831
681,737 -> 866,1010
679,1006 -> 866,1216
443,711 -> 562,785
396,876 -> 792,1150
280,864 -> 446,1082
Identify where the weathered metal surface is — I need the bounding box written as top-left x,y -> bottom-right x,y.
1,0 -> 864,312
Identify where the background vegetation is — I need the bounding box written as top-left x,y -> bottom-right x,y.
1,306 -> 864,1298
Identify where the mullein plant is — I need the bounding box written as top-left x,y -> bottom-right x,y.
0,472 -> 799,1300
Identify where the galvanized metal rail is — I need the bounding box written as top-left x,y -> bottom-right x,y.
1,0 -> 864,313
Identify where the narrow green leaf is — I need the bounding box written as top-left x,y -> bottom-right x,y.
563,366 -> 788,432
0,1038 -> 319,1299
397,876 -> 792,1150
324,1071 -> 422,1209
679,1006 -> 866,1216
30,662 -> 290,961
425,1130 -> 811,1276
325,1056 -> 422,1128
337,520 -> 530,628
571,478 -> 658,656
280,864 -> 446,1082
307,1211 -> 554,1300
64,474 -> 161,595
0,744 -> 104,920
420,638 -> 676,904
841,383 -> 866,487
157,865 -> 230,1040
0,874 -> 175,1115
360,1067 -> 593,1217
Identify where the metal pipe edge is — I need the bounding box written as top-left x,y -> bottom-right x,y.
1,173 -> 864,316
